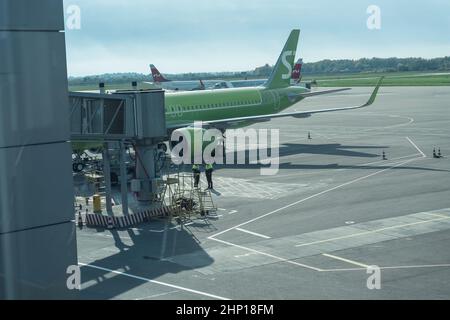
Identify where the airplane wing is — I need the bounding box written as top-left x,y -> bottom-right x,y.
199,77 -> 383,128
166,77 -> 383,130
296,87 -> 351,98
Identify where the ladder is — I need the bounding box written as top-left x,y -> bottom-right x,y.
193,188 -> 217,216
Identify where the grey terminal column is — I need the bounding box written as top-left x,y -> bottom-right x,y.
0,0 -> 78,299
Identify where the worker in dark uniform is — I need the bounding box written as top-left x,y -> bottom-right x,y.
205,163 -> 214,189
192,164 -> 200,188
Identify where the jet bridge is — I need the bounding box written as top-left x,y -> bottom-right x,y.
69,88 -> 168,217
70,89 -> 166,141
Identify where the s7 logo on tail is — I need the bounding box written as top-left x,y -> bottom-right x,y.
281,51 -> 296,79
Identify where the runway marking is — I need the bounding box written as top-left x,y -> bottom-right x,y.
134,290 -> 180,300
210,237 -> 323,272
320,263 -> 450,273
209,156 -> 423,240
196,176 -> 303,200
208,156 -> 430,271
295,215 -> 450,247
235,228 -> 271,239
79,262 -> 230,300
147,222 -> 195,233
256,153 -> 421,180
172,222 -> 194,229
334,153 -> 421,172
80,232 -> 133,241
234,252 -> 259,258
422,212 -> 450,219
322,253 -> 370,268
406,137 -> 426,158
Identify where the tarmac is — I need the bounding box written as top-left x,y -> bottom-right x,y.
76,86 -> 450,299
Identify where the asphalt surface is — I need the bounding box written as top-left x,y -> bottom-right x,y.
76,86 -> 450,299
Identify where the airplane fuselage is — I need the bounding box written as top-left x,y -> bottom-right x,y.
165,85 -> 308,128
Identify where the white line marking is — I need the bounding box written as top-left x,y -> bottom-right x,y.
170,222 -> 194,230
79,262 -> 230,300
148,222 -> 195,233
134,290 -> 180,300
209,156 -> 423,240
321,264 -> 450,272
235,228 -> 271,239
295,216 -> 450,247
322,253 -> 370,268
228,210 -> 238,215
210,237 -> 323,272
406,137 -> 426,158
234,252 -> 259,258
80,232 -> 133,241
148,229 -> 165,233
254,153 -> 420,180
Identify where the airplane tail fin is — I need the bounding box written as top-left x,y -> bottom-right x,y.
291,58 -> 303,83
264,29 -> 300,89
150,64 -> 170,82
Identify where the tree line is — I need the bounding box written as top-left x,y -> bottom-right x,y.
68,57 -> 450,85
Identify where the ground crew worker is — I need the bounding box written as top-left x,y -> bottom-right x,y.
192,164 -> 200,188
205,163 -> 214,189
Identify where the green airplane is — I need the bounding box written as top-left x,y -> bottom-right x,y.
164,29 -> 382,141
72,29 -> 383,165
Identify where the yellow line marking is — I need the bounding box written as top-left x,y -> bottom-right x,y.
422,212 -> 450,219
211,237 -> 323,272
296,216 -> 450,247
321,263 -> 450,272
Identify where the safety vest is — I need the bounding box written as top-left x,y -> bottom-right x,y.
192,164 -> 199,171
205,163 -> 213,171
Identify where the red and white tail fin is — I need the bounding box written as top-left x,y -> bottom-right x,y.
291,58 -> 303,83
150,64 -> 170,82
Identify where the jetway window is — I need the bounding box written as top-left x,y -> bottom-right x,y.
104,99 -> 125,135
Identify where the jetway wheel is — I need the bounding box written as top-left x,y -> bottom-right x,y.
158,143 -> 168,153
73,162 -> 85,173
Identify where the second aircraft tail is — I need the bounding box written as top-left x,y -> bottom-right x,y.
150,64 -> 170,82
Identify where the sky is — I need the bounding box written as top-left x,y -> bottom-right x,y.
63,0 -> 450,77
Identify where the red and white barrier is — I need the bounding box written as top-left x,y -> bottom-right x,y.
84,205 -> 179,229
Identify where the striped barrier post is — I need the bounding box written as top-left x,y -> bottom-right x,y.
107,216 -> 114,229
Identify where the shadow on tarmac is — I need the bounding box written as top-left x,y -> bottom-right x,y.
79,218 -> 215,299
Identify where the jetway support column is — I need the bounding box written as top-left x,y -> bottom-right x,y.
102,142 -> 113,214
135,141 -> 157,203
119,141 -> 129,215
